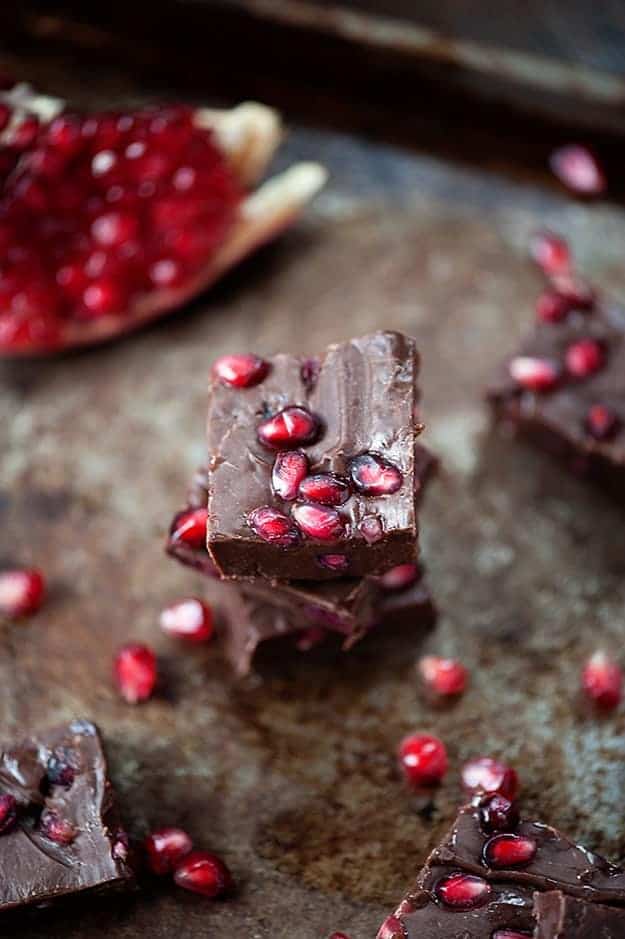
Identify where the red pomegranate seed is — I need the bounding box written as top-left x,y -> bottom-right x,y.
508,356 -> 560,392
272,450 -> 309,501
349,453 -> 403,496
13,115 -> 40,149
329,933 -> 351,939
173,850 -> 233,898
145,826 -> 193,875
536,290 -> 571,324
550,144 -> 606,196
170,508 -> 208,549
565,338 -> 604,378
379,564 -> 418,592
484,834 -> 537,868
398,733 -> 448,787
359,515 -> 383,543
585,404 -> 620,441
317,554 -> 349,571
91,211 -> 138,247
582,651 -> 623,711
298,473 -> 351,506
492,932 -> 532,939
114,643 -> 158,704
160,598 -> 214,642
461,757 -> 519,800
376,915 -> 406,939
0,794 -> 17,835
0,568 -> 45,618
257,406 -> 319,449
529,231 -> 570,276
291,503 -> 345,541
40,812 -> 77,845
550,273 -> 595,309
248,505 -> 301,547
212,354 -> 269,388
81,279 -> 126,318
478,794 -> 520,834
435,872 -> 491,910
418,655 -> 468,697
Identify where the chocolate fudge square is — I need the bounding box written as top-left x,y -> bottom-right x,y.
0,720 -> 133,912
206,331 -> 423,580
534,891 -> 625,937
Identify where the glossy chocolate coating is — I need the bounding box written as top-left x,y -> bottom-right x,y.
534,891 -> 625,937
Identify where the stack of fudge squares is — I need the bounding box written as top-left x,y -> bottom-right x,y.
167,331 -> 437,674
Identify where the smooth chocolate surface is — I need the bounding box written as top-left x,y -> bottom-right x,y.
206,331 -> 423,580
533,891 -> 625,938
0,720 -> 133,912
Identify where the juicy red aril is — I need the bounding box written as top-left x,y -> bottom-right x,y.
349,453 -> 403,496
248,505 -> 300,547
257,406 -> 319,449
435,872 -> 491,910
536,290 -> 571,324
582,651 -> 623,711
398,733 -> 448,787
170,508 -> 208,549
478,794 -> 520,834
461,757 -> 519,800
550,144 -> 606,196
379,564 -> 418,592
298,473 -> 351,506
40,812 -> 77,845
145,826 -> 193,875
0,793 -> 17,835
47,748 -> 76,788
359,516 -> 383,543
585,404 -> 620,441
272,450 -> 309,501
317,554 -> 349,571
551,273 -> 595,309
173,850 -> 233,898
212,354 -> 269,388
419,655 -> 468,697
508,356 -> 560,392
160,598 -> 214,642
0,568 -> 46,618
565,338 -> 604,378
376,915 -> 406,939
291,503 -> 345,541
483,834 -> 537,868
114,643 -> 158,704
529,231 -> 570,276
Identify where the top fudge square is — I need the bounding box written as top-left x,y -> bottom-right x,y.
207,331 -> 423,580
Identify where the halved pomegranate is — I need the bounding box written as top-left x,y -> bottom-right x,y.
0,82 -> 326,356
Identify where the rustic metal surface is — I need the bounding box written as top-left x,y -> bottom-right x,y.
2,60 -> 625,939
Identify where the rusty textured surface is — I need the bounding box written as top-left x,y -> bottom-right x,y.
2,59 -> 625,939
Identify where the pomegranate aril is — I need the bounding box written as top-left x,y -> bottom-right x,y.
114,643 -> 158,704
483,834 -> 537,868
329,933 -> 351,939
160,598 -> 214,642
435,872 -> 491,910
40,812 -> 77,845
170,507 -> 208,549
376,915 -> 406,939
585,404 -> 620,441
291,503 -> 345,541
91,211 -> 139,247
418,655 -> 468,697
257,406 -> 319,449
12,115 -> 40,149
148,258 -> 185,288
212,353 -> 269,389
272,450 -> 308,501
317,554 -> 349,571
478,794 -> 520,834
173,850 -> 233,898
536,290 -> 571,324
551,273 -> 595,309
398,733 -> 448,787
248,505 -> 301,547
298,473 -> 351,506
45,114 -> 83,154
565,338 -> 604,378
349,453 -> 403,496
0,567 -> 45,618
81,279 -> 126,318
0,793 -> 17,835
145,826 -> 193,875
508,356 -> 560,392
379,564 -> 418,592
550,144 -> 606,196
529,231 -> 570,276
582,651 -> 623,711
461,757 -> 519,800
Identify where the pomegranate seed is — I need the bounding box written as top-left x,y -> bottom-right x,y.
272,450 -> 309,501
40,812 -> 76,845
582,651 -> 623,711
551,273 -> 595,309
550,144 -> 606,196
212,353 -> 269,388
298,473 -> 351,506
329,934 -> 351,939
585,404 -> 620,441
565,338 -> 604,378
529,231 -> 570,276
317,554 -> 349,571
12,115 -> 40,149
461,757 -> 519,800
349,453 -> 403,496
170,508 -> 208,549
173,850 -> 233,898
376,915 -> 405,939
359,515 -> 383,543
379,564 -> 418,592
418,655 -> 468,697
478,794 -> 520,834
114,643 -> 158,704
291,503 -> 345,541
160,598 -> 214,642
0,794 -> 17,834
47,749 -> 76,788
81,279 -> 125,318
145,827 -> 193,875
148,258 -> 184,288
492,932 -> 532,939
0,568 -> 45,618
508,356 -> 560,392
536,290 -> 571,324
483,833 -> 537,869
435,872 -> 491,910
46,114 -> 83,155
248,505 -> 301,547
91,211 -> 138,247
398,733 -> 448,787
257,406 -> 319,449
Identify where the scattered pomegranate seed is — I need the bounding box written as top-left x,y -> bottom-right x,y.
536,290 -> 571,324
379,564 -> 418,592
582,651 -> 623,711
173,850 -> 233,898
435,872 -> 491,911
257,406 -> 319,449
565,338 -> 604,378
483,833 -> 537,868
160,598 -> 214,642
169,507 -> 208,549
114,643 -> 158,704
585,404 -> 620,441
291,503 -> 345,541
359,516 -> 383,543
349,453 -> 403,496
145,826 -> 193,875
212,354 -> 269,388
398,733 -> 448,787
248,505 -> 301,547
317,554 -> 349,571
418,655 -> 468,697
271,450 -> 309,501
550,273 -> 595,309
40,812 -> 77,845
0,794 -> 17,835
478,794 -> 520,834
529,231 -> 571,276
550,144 -> 606,196
46,748 -> 76,788
461,757 -> 519,800
298,473 -> 351,506
0,567 -> 46,618
376,916 -> 405,939
508,356 -> 560,392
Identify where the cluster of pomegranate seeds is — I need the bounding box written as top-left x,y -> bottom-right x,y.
478,793 -> 520,834
581,651 -> 623,711
529,231 -> 571,277
549,144 -> 607,196
508,356 -> 560,392
349,453 -> 403,496
174,850 -> 233,898
435,872 -> 491,910
160,597 -> 214,642
257,406 -> 319,449
248,505 -> 301,547
114,642 -> 158,704
271,450 -> 308,501
461,757 -> 519,800
398,733 -> 448,787
585,404 -> 620,441
418,655 -> 468,698
145,826 -> 193,875
299,473 -> 351,506
565,338 -> 604,378
0,567 -> 45,618
379,564 -> 419,592
483,833 -> 537,868
40,812 -> 77,845
212,354 -> 269,388
291,502 -> 345,541
0,793 -> 17,835
169,507 -> 208,550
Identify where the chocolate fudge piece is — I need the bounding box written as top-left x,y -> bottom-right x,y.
534,891 -> 625,937
207,332 -> 423,580
0,720 -> 133,912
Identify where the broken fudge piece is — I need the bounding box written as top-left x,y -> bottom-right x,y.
206,331 -> 423,580
0,720 -> 133,912
534,891 -> 625,938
